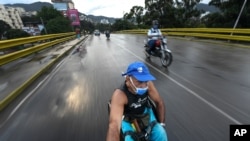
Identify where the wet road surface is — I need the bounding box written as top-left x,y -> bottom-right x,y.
0,34 -> 249,141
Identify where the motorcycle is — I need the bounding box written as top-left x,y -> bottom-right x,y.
106,32 -> 110,40
107,97 -> 159,141
144,36 -> 172,67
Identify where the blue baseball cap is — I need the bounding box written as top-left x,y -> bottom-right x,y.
122,61 -> 156,81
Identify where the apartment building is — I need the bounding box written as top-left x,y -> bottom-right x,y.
0,4 -> 24,29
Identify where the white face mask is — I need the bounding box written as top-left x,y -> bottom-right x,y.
129,77 -> 148,95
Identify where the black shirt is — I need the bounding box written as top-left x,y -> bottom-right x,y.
119,82 -> 149,116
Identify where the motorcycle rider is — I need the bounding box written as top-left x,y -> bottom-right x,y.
105,30 -> 110,39
146,20 -> 163,55
106,61 -> 168,141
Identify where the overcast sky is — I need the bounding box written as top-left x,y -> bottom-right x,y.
1,0 -> 211,18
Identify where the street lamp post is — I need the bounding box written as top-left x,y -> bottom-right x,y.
40,17 -> 48,35
231,0 -> 247,35
123,11 -> 125,31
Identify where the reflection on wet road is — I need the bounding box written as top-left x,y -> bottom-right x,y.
0,34 -> 249,141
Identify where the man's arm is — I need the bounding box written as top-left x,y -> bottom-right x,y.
147,81 -> 166,123
147,30 -> 152,38
106,89 -> 127,141
148,32 -> 162,39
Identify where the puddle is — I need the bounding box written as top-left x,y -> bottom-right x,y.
0,82 -> 8,92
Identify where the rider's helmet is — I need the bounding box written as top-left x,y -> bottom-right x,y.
152,20 -> 159,29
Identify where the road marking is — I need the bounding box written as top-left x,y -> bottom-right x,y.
119,44 -> 242,125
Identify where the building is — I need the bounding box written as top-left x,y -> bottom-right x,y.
52,0 -> 75,12
22,26 -> 41,36
0,4 -> 24,29
14,7 -> 25,15
53,3 -> 68,17
52,0 -> 82,29
52,0 -> 76,19
0,4 -> 41,36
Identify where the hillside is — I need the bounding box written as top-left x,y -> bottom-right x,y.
4,2 -> 53,12
87,15 -> 118,24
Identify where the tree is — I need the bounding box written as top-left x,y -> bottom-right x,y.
80,20 -> 95,34
36,6 -> 63,23
207,0 -> 250,27
21,16 -> 40,25
144,0 -> 176,27
4,29 -> 30,50
5,29 -> 30,39
45,17 -> 72,34
36,6 -> 73,34
141,0 -> 203,28
173,0 -> 204,27
125,6 -> 144,26
112,19 -> 136,31
201,12 -> 225,27
118,0 -> 249,29
95,23 -> 112,33
0,20 -> 11,40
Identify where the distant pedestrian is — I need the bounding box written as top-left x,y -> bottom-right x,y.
75,28 -> 80,39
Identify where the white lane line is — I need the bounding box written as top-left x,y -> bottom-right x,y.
168,69 -> 249,118
120,45 -> 242,124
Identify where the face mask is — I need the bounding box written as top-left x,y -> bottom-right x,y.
130,77 -> 148,95
153,25 -> 158,29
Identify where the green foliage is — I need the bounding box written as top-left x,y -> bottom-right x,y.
0,20 -> 11,39
95,23 -> 112,33
5,29 -> 30,39
45,17 -> 72,34
5,29 -> 30,50
201,12 -> 225,27
21,16 -> 40,24
111,19 -> 136,31
112,0 -> 249,29
80,20 -> 95,34
174,0 -> 203,27
35,6 -> 73,34
36,6 -> 63,23
124,6 -> 144,25
208,0 -> 250,28
113,0 -> 204,29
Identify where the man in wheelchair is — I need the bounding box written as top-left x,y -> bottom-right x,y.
106,61 -> 168,141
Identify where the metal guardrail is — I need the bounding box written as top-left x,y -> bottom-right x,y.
0,32 -> 75,66
0,32 -> 75,50
0,35 -> 88,111
118,28 -> 250,42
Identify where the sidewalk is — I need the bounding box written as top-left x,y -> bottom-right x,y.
0,35 -> 87,111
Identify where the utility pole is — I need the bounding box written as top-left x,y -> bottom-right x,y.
123,11 -> 125,31
231,0 -> 247,35
40,17 -> 48,34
